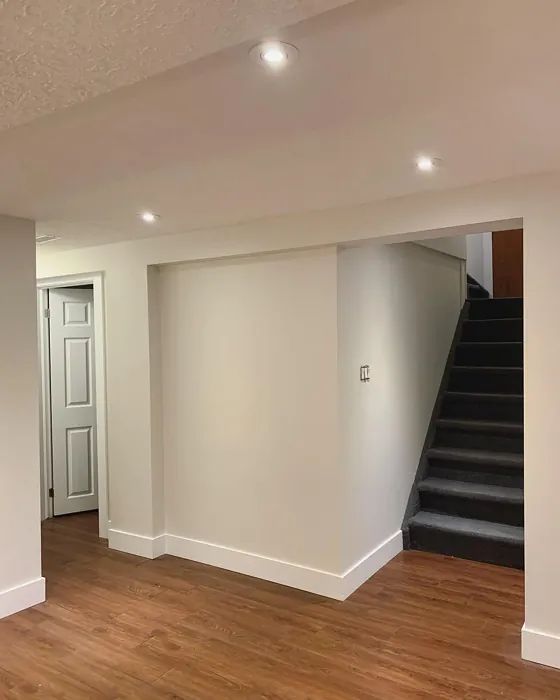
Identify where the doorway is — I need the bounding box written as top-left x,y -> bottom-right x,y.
403,228 -> 524,569
38,274 -> 108,538
49,286 -> 98,515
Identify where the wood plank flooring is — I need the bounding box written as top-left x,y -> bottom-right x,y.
1,513 -> 559,698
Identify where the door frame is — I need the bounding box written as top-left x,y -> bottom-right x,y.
37,272 -> 109,539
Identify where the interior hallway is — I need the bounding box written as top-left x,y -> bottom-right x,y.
0,513 -> 559,699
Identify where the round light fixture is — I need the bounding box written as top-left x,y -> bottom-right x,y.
250,41 -> 298,68
140,211 -> 159,223
416,155 -> 440,172
262,46 -> 287,65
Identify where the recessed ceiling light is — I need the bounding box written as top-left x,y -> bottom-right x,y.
416,156 -> 440,172
262,46 -> 287,65
250,41 -> 298,68
140,211 -> 159,223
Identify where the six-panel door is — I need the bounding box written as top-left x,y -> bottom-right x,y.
49,288 -> 98,515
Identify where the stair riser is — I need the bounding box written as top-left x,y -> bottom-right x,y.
454,343 -> 522,367
434,427 -> 523,453
449,369 -> 523,394
409,526 -> 524,569
419,492 -> 523,526
469,299 -> 523,320
461,320 -> 522,342
468,285 -> 489,299
428,460 -> 523,488
440,396 -> 523,422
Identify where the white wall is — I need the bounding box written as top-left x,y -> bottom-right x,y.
419,234 -> 467,260
35,170 -> 560,667
155,242 -> 458,590
158,248 -> 341,572
147,266 -> 165,537
338,242 -> 463,569
0,216 -> 44,618
466,232 -> 493,294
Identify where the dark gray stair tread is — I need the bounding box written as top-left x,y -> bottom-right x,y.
464,318 -> 522,323
445,391 -> 523,401
427,446 -> 523,468
452,365 -> 523,371
470,297 -> 523,303
459,341 -> 523,345
419,477 -> 523,504
436,417 -> 523,434
409,511 -> 524,545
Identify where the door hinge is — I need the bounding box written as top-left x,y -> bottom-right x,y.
48,487 -> 54,498
44,308 -> 50,319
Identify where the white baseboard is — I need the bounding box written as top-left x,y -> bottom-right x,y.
522,624 -> 560,669
108,528 -> 166,559
338,531 -> 403,600
109,526 -> 402,600
0,577 -> 46,620
166,533 -> 347,599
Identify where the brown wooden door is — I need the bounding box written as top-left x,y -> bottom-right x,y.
492,229 -> 523,298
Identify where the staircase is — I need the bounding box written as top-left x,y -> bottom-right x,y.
404,279 -> 524,569
467,274 -> 490,299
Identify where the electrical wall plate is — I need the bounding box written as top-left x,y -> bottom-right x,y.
360,365 -> 370,382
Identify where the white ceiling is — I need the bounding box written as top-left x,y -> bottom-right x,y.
3,0 -> 560,251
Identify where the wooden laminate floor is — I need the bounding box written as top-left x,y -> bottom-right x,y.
1,513 -> 559,699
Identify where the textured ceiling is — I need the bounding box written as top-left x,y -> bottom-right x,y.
0,0 -> 351,131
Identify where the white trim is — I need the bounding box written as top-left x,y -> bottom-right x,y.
108,528 -> 166,559
37,289 -> 53,521
522,624 -> 560,670
338,531 -> 403,599
108,528 -> 402,600
37,272 -> 109,539
165,533 -> 346,598
0,578 -> 46,620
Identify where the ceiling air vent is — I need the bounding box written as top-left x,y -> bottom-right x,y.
35,234 -> 60,245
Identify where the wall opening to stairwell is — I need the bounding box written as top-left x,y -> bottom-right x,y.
401,228 -> 524,571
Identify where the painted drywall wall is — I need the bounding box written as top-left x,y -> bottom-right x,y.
338,242 -> 463,569
147,266 -> 165,537
466,232 -> 493,294
419,234 -> 467,260
36,170 -> 560,665
0,216 -> 44,618
158,248 -> 341,572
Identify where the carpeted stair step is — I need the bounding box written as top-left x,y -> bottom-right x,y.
408,511 -> 524,568
454,342 -> 523,368
467,283 -> 489,299
426,446 -> 523,487
440,391 -> 523,422
461,318 -> 522,343
448,366 -> 523,394
469,297 -> 523,320
418,477 -> 523,525
434,417 -> 523,452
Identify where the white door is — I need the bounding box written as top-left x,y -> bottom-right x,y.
49,288 -> 98,515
